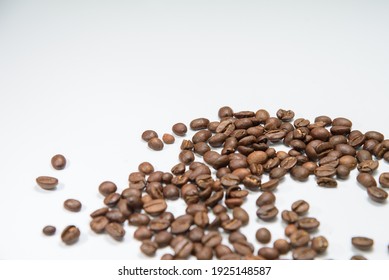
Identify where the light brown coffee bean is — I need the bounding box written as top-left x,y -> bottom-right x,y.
352,237 -> 374,250
42,225 -> 56,236
51,154 -> 66,170
36,176 -> 58,190
61,225 -> 80,245
64,199 -> 82,212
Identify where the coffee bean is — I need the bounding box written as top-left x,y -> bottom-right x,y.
51,154 -> 66,170
351,255 -> 367,260
290,166 -> 310,181
365,131 -> 384,142
339,155 -> 358,169
269,167 -> 287,179
61,225 -> 80,245
106,209 -> 126,223
336,165 -> 350,179
143,199 -> 167,216
285,224 -> 298,237
179,150 -> 195,165
142,130 -> 158,142
273,239 -> 290,254
291,200 -> 309,215
218,106 -> 234,118
258,247 -> 279,260
247,151 -> 268,165
358,160 -> 379,173
256,228 -> 271,243
233,240 -> 255,256
64,199 -> 82,212
314,166 -> 336,178
103,193 -> 121,207
281,210 -> 299,223
138,162 -> 154,175
261,179 -> 279,191
352,237 -> 374,250
317,177 -> 338,188
357,173 -> 377,188
194,211 -> 209,228
311,236 -> 328,254
280,156 -> 298,170
134,226 -> 153,241
232,207 -> 249,225
256,204 -> 278,221
105,222 -> 125,241
163,184 -> 180,200
196,246 -> 213,260
90,207 -> 109,218
201,231 -> 222,248
190,118 -> 210,130
221,218 -> 242,231
367,187 -> 388,202
256,192 -> 276,207
36,176 -> 58,190
170,214 -> 193,234
128,213 -> 150,226
162,133 -> 175,144
174,239 -> 194,259
289,230 -> 310,247
297,217 -> 320,231
188,227 -> 204,242
154,231 -> 173,248
141,240 -> 158,256
42,225 -> 56,236
149,218 -> 171,231
90,216 -> 109,233
292,247 -> 317,260
172,123 -> 187,136
379,172 -> 389,188
98,181 -> 117,196
276,109 -> 295,121
214,244 -> 233,259
148,137 -> 164,151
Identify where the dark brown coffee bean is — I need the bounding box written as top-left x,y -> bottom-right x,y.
332,117 -> 352,127
142,130 -> 158,142
172,123 -> 187,136
190,118 -> 210,130
162,133 -> 175,144
220,173 -> 240,187
36,176 -> 58,190
281,210 -> 299,223
289,230 -> 310,247
367,187 -> 388,202
352,237 -> 374,250
314,115 -> 332,126
214,244 -> 233,259
319,156 -> 339,168
273,239 -> 290,254
379,172 -> 389,188
149,218 -> 171,231
269,167 -> 287,179
339,155 -> 357,170
179,150 -> 195,165
163,184 -> 179,200
225,198 -> 243,208
90,216 -> 109,233
61,225 -> 80,245
171,214 -> 193,234
143,199 -> 167,216
336,144 -> 356,156
357,173 -> 377,188
64,199 -> 82,212
351,255 -> 367,260
358,160 -> 379,173
247,151 -> 268,165
292,247 -> 317,260
148,137 -> 164,151
314,166 -> 336,178
128,213 -> 150,226
291,200 -> 309,215
193,142 -> 211,156
258,247 -> 279,260
256,228 -> 271,243
356,150 -> 372,162
194,211 -> 209,228
317,177 -> 338,188
141,240 -> 158,256
174,238 -> 194,259
256,191 -> 276,207
336,165 -> 350,179
290,166 -> 310,181
188,227 -> 204,242
106,209 -> 126,223
42,225 -> 56,236
138,162 -> 154,174
51,154 -> 66,170
218,106 -> 234,118
134,226 -> 153,241
256,204 -> 278,221
261,179 -> 279,191
280,156 -> 298,170
297,217 -> 320,231
154,231 -> 173,248
233,240 -> 255,256
90,207 -> 109,218
98,181 -> 117,197
365,131 -> 384,142
103,192 -> 121,207
105,222 -> 125,241
311,236 -> 328,254
232,207 -> 249,225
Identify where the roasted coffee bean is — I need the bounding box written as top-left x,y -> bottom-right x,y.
379,172 -> 389,188
194,211 -> 209,228
356,150 -> 372,162
134,226 -> 153,241
281,210 -> 299,223
218,106 -> 234,118
276,109 -> 295,121
289,230 -> 310,247
297,217 -> 320,231
195,245 -> 213,260
148,137 -> 164,151
310,127 -> 330,141
51,154 -> 66,170
138,162 -> 154,174
188,227 -> 204,242
311,236 -> 328,254
128,213 -> 150,226
232,207 -> 249,225
174,239 -> 194,259
256,192 -> 276,207
185,204 -> 207,216
292,247 -> 317,260
170,214 -> 193,234
90,216 -> 109,233
357,173 -> 377,188
269,167 -> 287,179
161,253 -> 175,260
214,244 -> 233,259
365,131 -> 384,142
143,199 -> 167,216
258,247 -> 279,260
171,163 -> 186,175
141,240 -> 158,256
247,151 -> 268,165
280,156 -> 298,170
261,179 -> 279,191
274,239 -> 290,254
242,174 -> 261,190
333,117 -> 352,127
162,133 -> 175,144
90,207 -> 109,218
202,232 -> 222,248
256,204 -> 278,221
106,209 -> 126,223
367,187 -> 388,202
180,139 -> 194,151
179,150 -> 195,165
290,166 -> 310,181
172,123 -> 187,136
105,223 -> 125,240
149,218 -> 171,231
285,224 -> 298,237
142,130 -> 158,142
64,199 -> 82,212
291,200 -> 309,215
233,240 -> 255,256
194,142 -> 211,155
61,225 -> 80,245
220,173 -> 240,187
163,184 -> 180,200
103,193 -> 121,207
314,166 -> 336,178
42,225 -> 56,236
154,231 -> 173,248
319,156 -> 339,168
221,218 -> 242,231
190,118 -> 210,130
317,177 -> 337,188
256,228 -> 271,244
336,144 -> 356,156
351,255 -> 367,260
98,181 -> 117,196
225,198 -> 243,208
357,160 -> 379,173
336,165 -> 350,179
339,155 -> 358,170
36,176 -> 58,190
352,237 -> 374,250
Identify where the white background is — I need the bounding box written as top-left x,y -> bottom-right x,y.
0,0 -> 389,259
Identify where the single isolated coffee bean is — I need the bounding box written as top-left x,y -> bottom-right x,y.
357,173 -> 377,188
148,137 -> 164,151
352,237 -> 374,250
51,154 -> 66,170
64,199 -> 82,212
42,225 -> 56,236
256,228 -> 271,244
367,187 -> 388,203
256,191 -> 276,207
311,236 -> 328,254
162,133 -> 175,144
36,176 -> 58,190
61,225 -> 80,245
172,123 -> 187,136
291,200 -> 309,215
98,181 -> 117,196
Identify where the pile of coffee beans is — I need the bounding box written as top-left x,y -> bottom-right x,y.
39,107 -> 389,259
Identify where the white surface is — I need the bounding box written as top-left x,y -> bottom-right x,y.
0,0 -> 389,259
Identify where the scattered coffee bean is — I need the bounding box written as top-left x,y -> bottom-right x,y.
98,181 -> 117,196
142,130 -> 158,142
42,225 -> 56,236
256,204 -> 278,221
291,200 -> 309,215
141,240 -> 158,256
256,228 -> 271,244
351,255 -> 367,260
148,137 -> 164,151
36,176 -> 58,190
367,187 -> 388,203
64,199 -> 82,212
379,172 -> 389,188
105,222 -> 125,241
352,237 -> 374,250
311,236 -> 328,254
293,247 -> 317,260
61,225 -> 80,245
90,216 -> 109,233
273,239 -> 290,254
162,133 -> 175,144
51,154 -> 66,170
